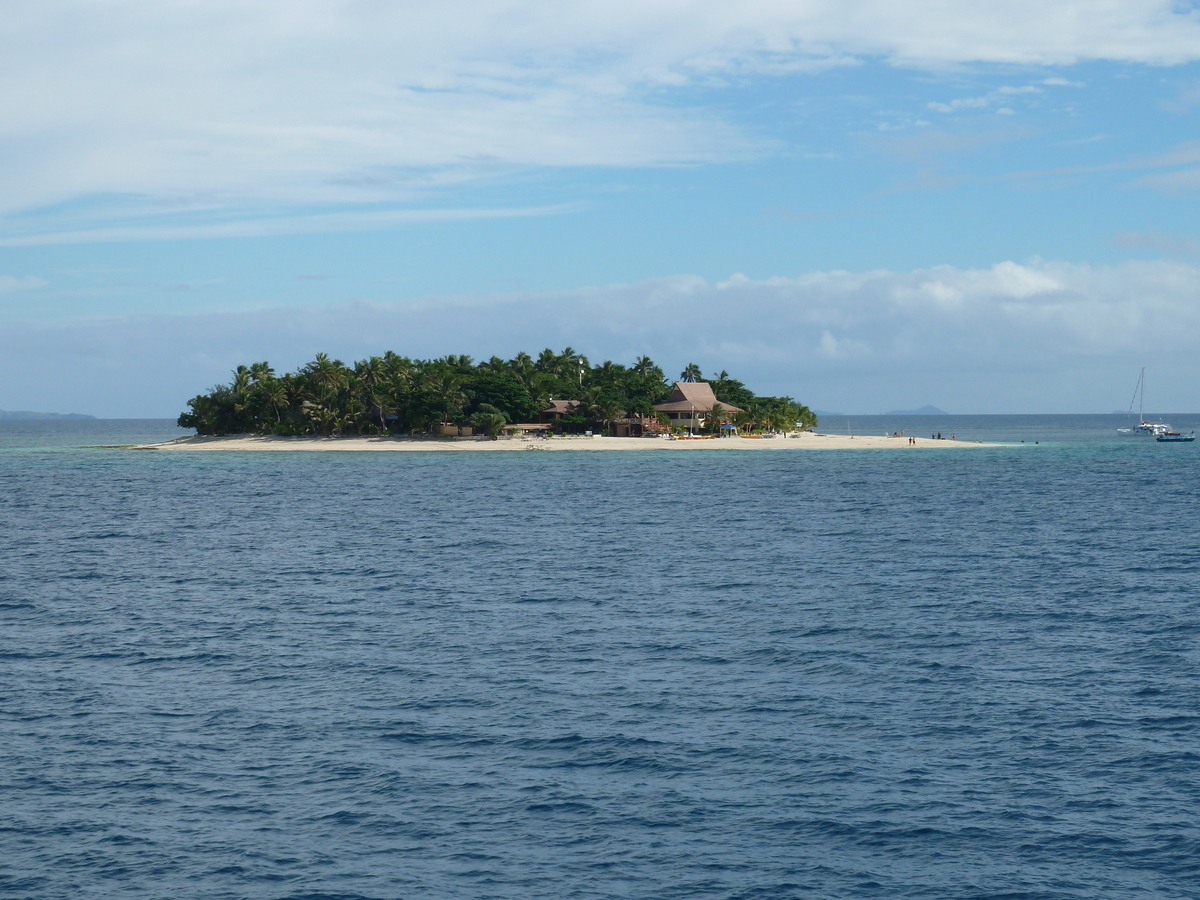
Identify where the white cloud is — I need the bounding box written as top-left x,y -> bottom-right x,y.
927,80 -> 1059,115
3,258 -> 1198,416
0,204 -> 575,247
0,275 -> 47,293
928,96 -> 993,113
1,1 -> 1199,231
817,330 -> 872,359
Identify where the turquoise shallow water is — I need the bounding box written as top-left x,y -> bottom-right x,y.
1,418 -> 1198,899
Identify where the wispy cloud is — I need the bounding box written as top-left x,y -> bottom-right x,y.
0,275 -> 47,293
1159,79 -> 1200,113
2,1 -> 1200,237
1115,229 -> 1200,258
925,79 -> 1078,115
1134,165 -> 1200,191
927,95 -> 996,114
1004,139 -> 1200,189
0,204 -> 577,247
864,124 -> 1030,168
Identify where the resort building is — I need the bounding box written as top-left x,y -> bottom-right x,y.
501,422 -> 551,436
611,415 -> 667,438
654,382 -> 742,433
539,399 -> 579,424
531,383 -> 740,436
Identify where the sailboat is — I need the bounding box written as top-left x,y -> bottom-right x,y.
1116,368 -> 1170,436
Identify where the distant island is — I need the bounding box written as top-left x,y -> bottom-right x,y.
883,405 -> 948,416
178,349 -> 817,437
0,409 -> 95,420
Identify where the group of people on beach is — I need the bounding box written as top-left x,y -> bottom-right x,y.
889,429 -> 956,445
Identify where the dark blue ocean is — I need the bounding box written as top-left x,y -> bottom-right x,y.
2,416 -> 1199,900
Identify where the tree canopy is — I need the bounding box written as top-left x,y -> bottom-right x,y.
177,349 -> 817,436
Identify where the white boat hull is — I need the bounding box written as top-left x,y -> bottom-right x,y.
1117,421 -> 1170,437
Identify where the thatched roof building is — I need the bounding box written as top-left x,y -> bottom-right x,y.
654,382 -> 742,416
539,399 -> 580,423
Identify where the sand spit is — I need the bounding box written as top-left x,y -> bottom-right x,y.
133,433 -> 998,452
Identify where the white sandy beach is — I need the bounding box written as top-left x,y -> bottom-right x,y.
133,432 -> 994,452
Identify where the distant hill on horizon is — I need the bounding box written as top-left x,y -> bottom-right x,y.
883,405 -> 948,416
0,409 -> 96,420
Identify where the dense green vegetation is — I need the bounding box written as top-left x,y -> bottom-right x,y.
177,349 -> 817,436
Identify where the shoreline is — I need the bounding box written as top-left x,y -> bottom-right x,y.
129,433 -> 1001,452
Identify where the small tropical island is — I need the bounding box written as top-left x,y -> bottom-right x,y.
178,349 -> 815,437
153,347 -> 986,452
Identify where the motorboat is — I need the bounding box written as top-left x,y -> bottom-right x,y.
1156,431 -> 1196,443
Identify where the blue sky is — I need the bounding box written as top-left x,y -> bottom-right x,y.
2,1 -> 1200,416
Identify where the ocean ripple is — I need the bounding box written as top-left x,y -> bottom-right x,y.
2,442 -> 1199,898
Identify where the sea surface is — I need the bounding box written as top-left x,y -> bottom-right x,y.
2,416 -> 1198,899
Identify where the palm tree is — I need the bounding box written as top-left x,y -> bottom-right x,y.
796,404 -> 818,431
355,356 -> 383,385
593,398 -> 622,434
633,355 -> 656,377
526,371 -> 556,412
381,351 -> 413,384
734,408 -> 757,433
576,388 -> 622,434
232,365 -> 252,393
305,378 -> 337,413
470,403 -> 507,437
767,398 -> 806,433
259,379 -> 288,426
354,357 -> 394,431
508,351 -> 534,387
595,360 -> 624,381
249,361 -> 275,384
556,347 -> 588,385
305,404 -> 336,436
680,362 -> 703,383
306,353 -> 347,392
428,368 -> 467,423
707,402 -> 732,434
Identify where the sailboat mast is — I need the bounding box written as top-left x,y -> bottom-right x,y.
1128,367 -> 1146,422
